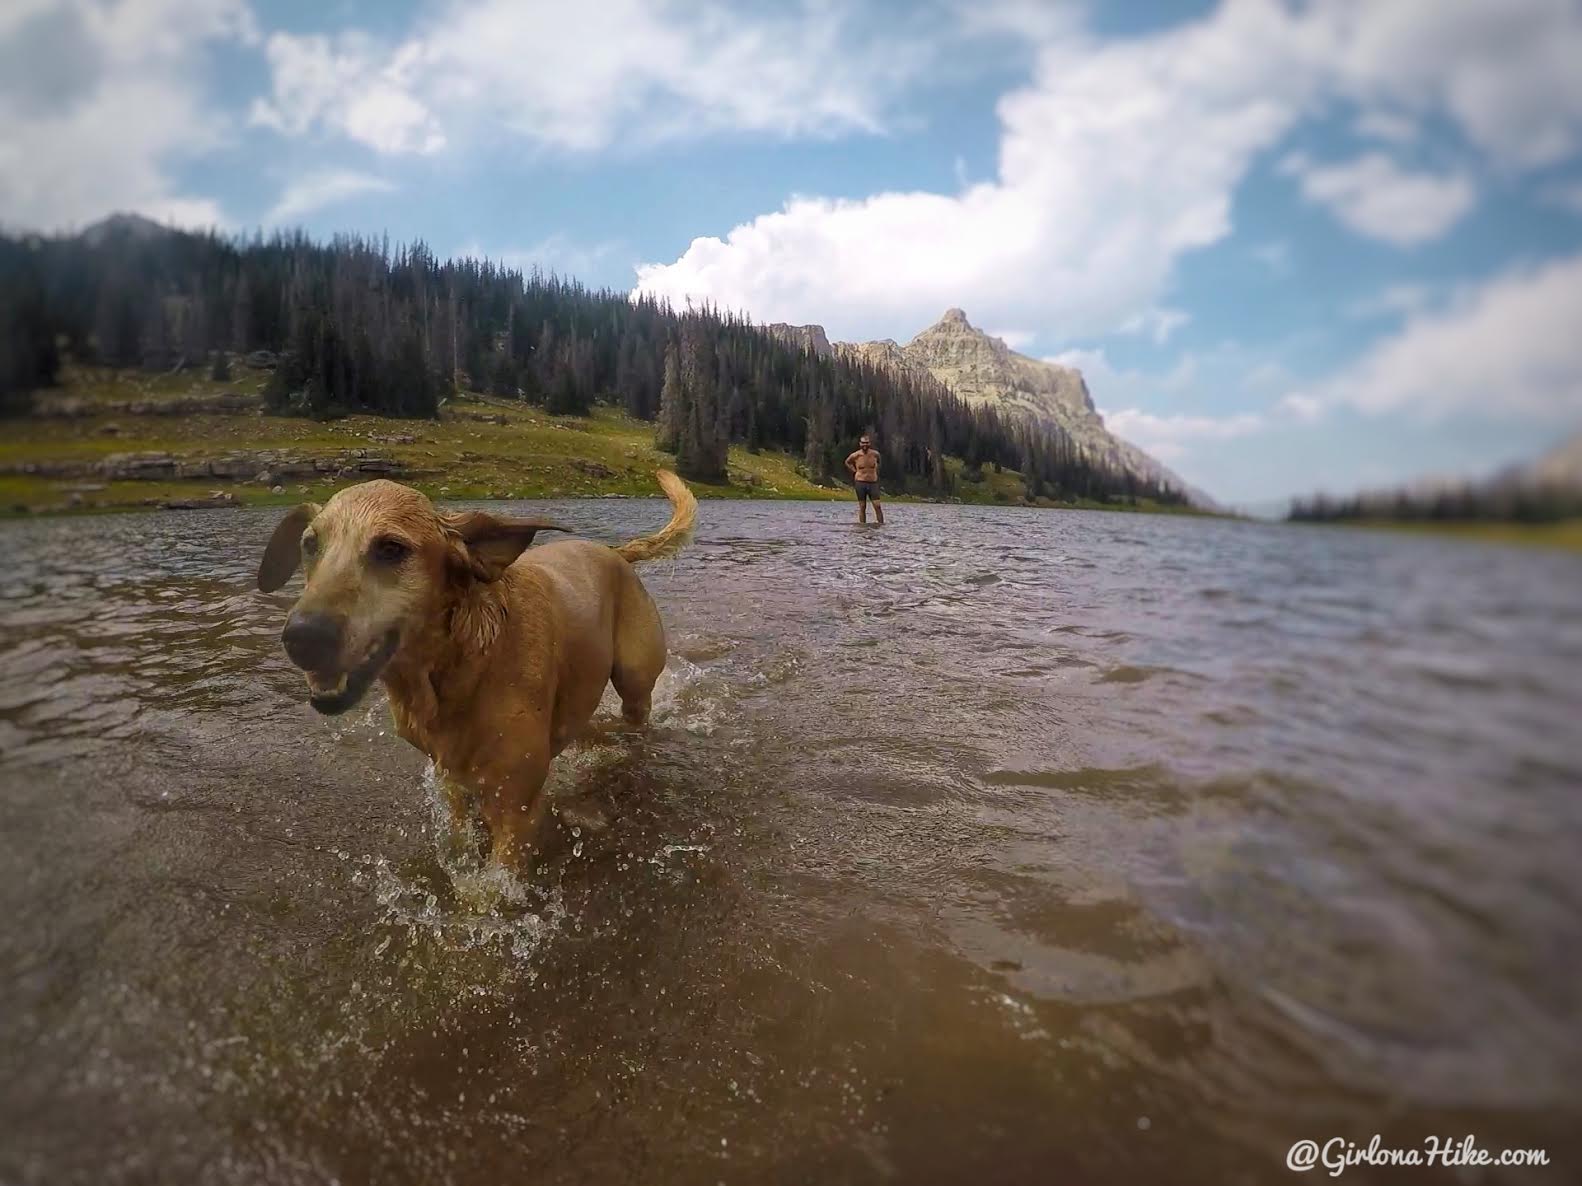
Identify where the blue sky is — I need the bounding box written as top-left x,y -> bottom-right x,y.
3,0 -> 1582,508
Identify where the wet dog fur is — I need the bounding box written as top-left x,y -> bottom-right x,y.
257,471 -> 696,870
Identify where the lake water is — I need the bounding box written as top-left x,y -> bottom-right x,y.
1,500 -> 1580,1184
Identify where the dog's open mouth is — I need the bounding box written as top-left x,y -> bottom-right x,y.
304,630 -> 399,715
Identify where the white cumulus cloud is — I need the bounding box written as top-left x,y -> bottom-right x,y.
1318,254 -> 1582,422
1099,408 -> 1267,462
637,0 -> 1316,340
1277,392 -> 1326,424
1317,0 -> 1582,169
250,33 -> 444,155
1353,109 -> 1418,145
633,0 -> 1582,342
249,0 -> 929,158
0,0 -> 252,230
266,169 -> 397,224
1281,151 -> 1476,247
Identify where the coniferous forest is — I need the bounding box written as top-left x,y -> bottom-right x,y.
0,219 -> 1180,504
1288,482 -> 1582,525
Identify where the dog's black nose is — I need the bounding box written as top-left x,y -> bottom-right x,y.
281,611 -> 344,671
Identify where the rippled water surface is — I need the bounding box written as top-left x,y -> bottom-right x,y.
2,501 -> 1581,1185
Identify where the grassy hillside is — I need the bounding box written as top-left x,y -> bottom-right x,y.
2,365 -> 1187,517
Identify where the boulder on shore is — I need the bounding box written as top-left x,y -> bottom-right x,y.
159,491 -> 239,510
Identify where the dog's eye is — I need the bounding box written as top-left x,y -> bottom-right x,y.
371,537 -> 409,566
301,533 -> 318,558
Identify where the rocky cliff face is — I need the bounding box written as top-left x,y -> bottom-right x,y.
765,322 -> 833,359
840,337 -> 910,373
828,309 -> 1199,502
896,308 -> 1096,421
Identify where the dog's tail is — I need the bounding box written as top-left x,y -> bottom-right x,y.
616,470 -> 697,564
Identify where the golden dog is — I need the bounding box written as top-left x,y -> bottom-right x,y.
257,470 -> 696,869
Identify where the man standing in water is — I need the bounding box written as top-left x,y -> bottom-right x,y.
845,434 -> 885,525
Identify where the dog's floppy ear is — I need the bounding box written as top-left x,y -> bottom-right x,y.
444,511 -> 568,581
257,503 -> 321,592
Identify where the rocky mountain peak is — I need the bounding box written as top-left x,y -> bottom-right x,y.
758,305 -> 1205,504
78,212 -> 173,248
901,308 -> 1087,414
1528,430 -> 1582,487
911,307 -> 1016,358
829,309 -> 1205,505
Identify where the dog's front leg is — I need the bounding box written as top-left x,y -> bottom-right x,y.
477,746 -> 553,874
430,769 -> 485,862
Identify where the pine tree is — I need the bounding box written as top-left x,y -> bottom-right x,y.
745,394 -> 762,453
1017,434 -> 1041,500
488,349 -> 517,397
656,341 -> 683,452
804,386 -> 834,484
547,362 -> 586,416
676,328 -> 727,482
534,320 -> 557,393
0,242 -> 59,414
93,278 -> 141,368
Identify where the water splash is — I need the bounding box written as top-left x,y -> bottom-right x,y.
367,848 -> 565,965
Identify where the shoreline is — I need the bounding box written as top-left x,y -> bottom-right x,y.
3,365 -> 1199,522
1289,516 -> 1582,554
1,486 -> 1206,521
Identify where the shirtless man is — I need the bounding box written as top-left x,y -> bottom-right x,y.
845,434 -> 885,525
